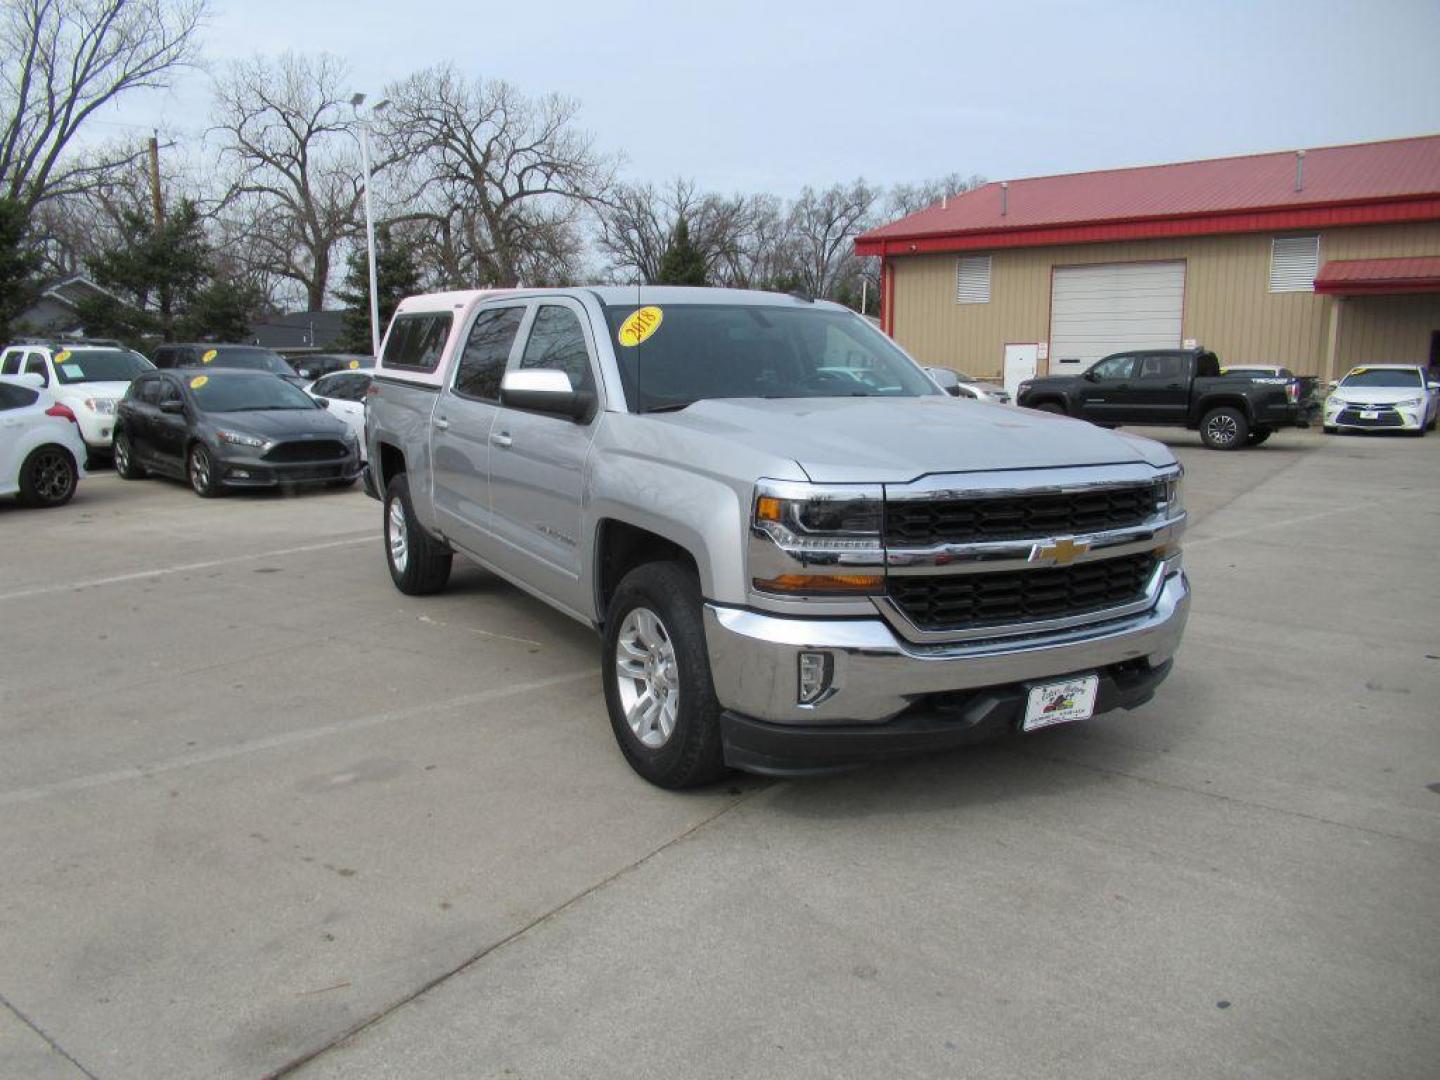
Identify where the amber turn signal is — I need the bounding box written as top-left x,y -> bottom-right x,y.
755,496 -> 783,522
753,573 -> 883,595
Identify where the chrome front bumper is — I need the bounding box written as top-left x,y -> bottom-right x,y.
703,570 -> 1189,726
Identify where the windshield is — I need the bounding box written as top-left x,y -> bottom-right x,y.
1340,368 -> 1422,389
53,349 -> 152,385
603,303 -> 938,412
185,373 -> 318,412
189,347 -> 293,375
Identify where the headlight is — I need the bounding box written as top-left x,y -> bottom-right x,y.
1157,469 -> 1184,517
750,481 -> 884,596
83,397 -> 116,414
216,430 -> 268,449
1396,397 -> 1424,408
1018,381 -> 1033,395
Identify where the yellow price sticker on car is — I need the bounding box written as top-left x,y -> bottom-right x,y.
1351,367 -> 1368,375
348,359 -> 360,369
54,350 -> 71,363
616,306 -> 663,348
189,375 -> 209,389
201,349 -> 218,363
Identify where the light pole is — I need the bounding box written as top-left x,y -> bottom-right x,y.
351,92 -> 390,358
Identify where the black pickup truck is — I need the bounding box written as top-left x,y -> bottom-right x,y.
1016,348 -> 1321,449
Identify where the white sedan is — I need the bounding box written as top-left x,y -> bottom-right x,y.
0,378 -> 89,507
1323,365 -> 1440,436
306,370 -> 372,462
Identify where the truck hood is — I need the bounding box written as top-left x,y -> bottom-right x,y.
647,396 -> 1171,483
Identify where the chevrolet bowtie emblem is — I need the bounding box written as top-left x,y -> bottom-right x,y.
1030,537 -> 1090,566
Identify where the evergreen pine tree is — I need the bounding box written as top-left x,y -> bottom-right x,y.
0,198 -> 41,340
336,226 -> 423,353
655,216 -> 707,286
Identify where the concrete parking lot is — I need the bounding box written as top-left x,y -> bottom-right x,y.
1,427 -> 1437,1080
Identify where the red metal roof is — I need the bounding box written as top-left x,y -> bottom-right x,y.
857,135 -> 1440,257
1314,256 -> 1440,295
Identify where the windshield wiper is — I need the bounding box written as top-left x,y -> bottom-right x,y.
642,401 -> 694,413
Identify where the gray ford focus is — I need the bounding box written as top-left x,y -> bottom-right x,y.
113,369 -> 362,497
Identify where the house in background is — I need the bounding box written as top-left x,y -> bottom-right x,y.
13,275 -> 133,338
247,310 -> 347,352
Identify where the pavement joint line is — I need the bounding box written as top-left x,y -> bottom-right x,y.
0,671 -> 596,807
265,782 -> 770,1079
0,534 -> 375,603
0,989 -> 101,1080
1007,744 -> 1434,847
1185,501 -> 1377,550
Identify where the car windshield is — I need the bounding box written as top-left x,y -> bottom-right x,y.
53,349 -> 152,384
185,373 -> 318,412
603,303 -> 938,412
1340,368 -> 1422,389
189,348 -> 293,375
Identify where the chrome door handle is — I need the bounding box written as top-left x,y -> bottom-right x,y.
432,416 -> 450,431
490,431 -> 512,448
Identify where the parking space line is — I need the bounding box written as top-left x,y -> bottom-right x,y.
0,534 -> 374,603
1185,503 -> 1369,549
0,671 -> 595,807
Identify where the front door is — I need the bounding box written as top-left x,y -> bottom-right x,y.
1003,344 -> 1038,399
431,304 -> 529,559
1075,353 -> 1139,424
151,380 -> 190,473
487,300 -> 602,618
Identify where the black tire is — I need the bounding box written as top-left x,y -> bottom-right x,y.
327,476 -> 357,489
188,442 -> 222,497
1323,425 -> 1337,435
602,561 -> 728,789
17,445 -> 77,508
383,473 -> 452,595
113,429 -> 147,479
1033,402 -> 1065,415
1246,426 -> 1273,446
1200,406 -> 1249,450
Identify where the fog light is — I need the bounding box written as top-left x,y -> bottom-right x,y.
798,651 -> 833,705
230,469 -> 250,479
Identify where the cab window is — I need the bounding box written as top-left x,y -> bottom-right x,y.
1137,354 -> 1185,381
1,351 -> 21,376
515,305 -> 595,395
453,307 -> 525,401
23,354 -> 49,386
1089,355 -> 1136,381
382,313 -> 453,373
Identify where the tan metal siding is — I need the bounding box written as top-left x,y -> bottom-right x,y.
1336,295 -> 1440,368
890,222 -> 1440,380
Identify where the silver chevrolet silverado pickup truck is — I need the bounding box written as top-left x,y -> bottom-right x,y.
364,286 -> 1190,788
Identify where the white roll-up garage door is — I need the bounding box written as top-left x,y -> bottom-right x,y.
1048,261 -> 1186,371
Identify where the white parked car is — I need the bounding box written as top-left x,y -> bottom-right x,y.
0,342 -> 154,459
924,367 -> 1012,404
306,369 -> 372,462
1323,364 -> 1440,436
0,379 -> 88,507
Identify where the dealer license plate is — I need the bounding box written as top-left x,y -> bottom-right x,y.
1360,410 -> 1380,420
1023,675 -> 1100,732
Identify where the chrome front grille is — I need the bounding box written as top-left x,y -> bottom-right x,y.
883,483 -> 1160,546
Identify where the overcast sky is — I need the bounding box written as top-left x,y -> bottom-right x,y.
90,0 -> 1440,199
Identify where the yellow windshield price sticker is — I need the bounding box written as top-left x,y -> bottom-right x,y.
348,359 -> 360,369
617,306 -> 663,348
201,349 -> 218,363
1351,366 -> 1368,375
189,375 -> 209,389
54,350 -> 71,363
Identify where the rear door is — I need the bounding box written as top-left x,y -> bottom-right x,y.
485,299 -> 603,615
1130,352 -> 1191,423
1075,353 -> 1138,423
430,304 -> 528,558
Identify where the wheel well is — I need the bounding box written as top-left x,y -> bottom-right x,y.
1028,396 -> 1067,411
377,442 -> 406,491
1199,397 -> 1252,420
594,520 -> 698,623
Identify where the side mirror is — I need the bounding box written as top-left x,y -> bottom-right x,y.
160,399 -> 185,415
924,366 -> 961,395
1428,381 -> 1439,391
314,397 -> 329,409
1083,369 -> 1099,382
500,369 -> 595,422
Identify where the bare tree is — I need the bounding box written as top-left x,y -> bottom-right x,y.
382,66 -> 615,287
0,0 -> 205,210
885,171 -> 987,219
211,52 -> 367,311
786,179 -> 879,299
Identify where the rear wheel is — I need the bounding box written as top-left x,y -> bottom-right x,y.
384,473 -> 452,595
113,430 -> 146,479
17,445 -> 77,508
1200,406 -> 1248,450
602,562 -> 727,789
188,443 -> 221,497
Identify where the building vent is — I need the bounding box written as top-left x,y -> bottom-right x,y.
956,255 -> 992,304
1269,236 -> 1320,292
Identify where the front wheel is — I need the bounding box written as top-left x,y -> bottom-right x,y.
602,562 -> 727,789
383,473 -> 452,595
114,430 -> 147,479
188,443 -> 222,497
18,445 -> 77,508
1200,406 -> 1249,450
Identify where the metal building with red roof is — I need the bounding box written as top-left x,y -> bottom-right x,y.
855,135 -> 1440,388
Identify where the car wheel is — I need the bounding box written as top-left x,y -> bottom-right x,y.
602,561 -> 728,789
384,473 -> 452,595
1200,406 -> 1249,450
1323,425 -> 1337,434
1246,426 -> 1273,446
188,443 -> 221,498
113,430 -> 147,479
17,445 -> 77,508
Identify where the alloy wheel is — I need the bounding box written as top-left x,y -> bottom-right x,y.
614,607 -> 681,749
31,450 -> 73,504
189,447 -> 211,493
387,497 -> 409,573
1206,414 -> 1238,446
